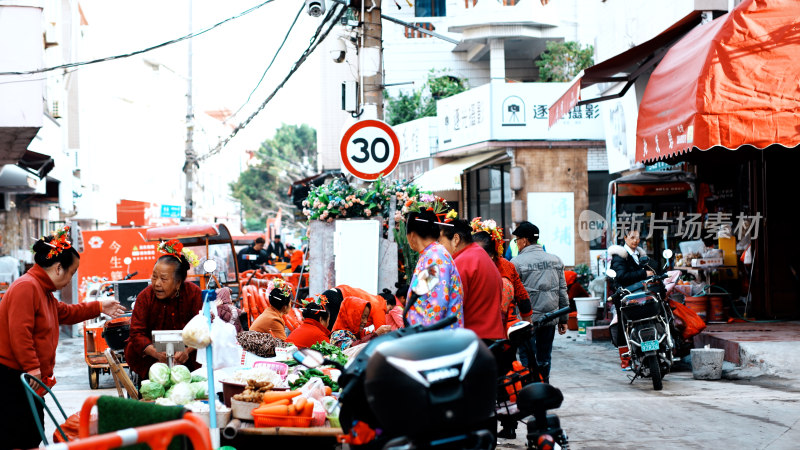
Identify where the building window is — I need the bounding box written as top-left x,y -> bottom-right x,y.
466,163 -> 512,239
416,0 -> 446,17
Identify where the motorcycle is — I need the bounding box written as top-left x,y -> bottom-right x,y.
490,307 -> 573,449
607,249 -> 678,390
294,306 -> 572,450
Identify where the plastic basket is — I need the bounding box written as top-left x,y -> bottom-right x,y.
252,361 -> 289,380
252,411 -> 313,428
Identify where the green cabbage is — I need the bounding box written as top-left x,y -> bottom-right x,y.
170,365 -> 192,385
189,382 -> 208,399
190,375 -> 207,383
168,382 -> 194,405
148,363 -> 171,386
140,380 -> 165,401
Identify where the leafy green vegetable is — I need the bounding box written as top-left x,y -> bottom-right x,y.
140,380 -> 165,401
168,382 -> 194,405
190,375 -> 207,383
189,382 -> 208,399
148,363 -> 171,386
310,342 -> 348,367
170,365 -> 192,385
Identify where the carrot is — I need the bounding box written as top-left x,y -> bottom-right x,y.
301,402 -> 313,417
324,386 -> 332,396
261,399 -> 291,407
259,390 -> 302,405
253,404 -> 290,416
294,397 -> 307,412
288,404 -> 297,415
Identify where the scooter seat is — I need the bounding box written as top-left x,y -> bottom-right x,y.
517,383 -> 563,416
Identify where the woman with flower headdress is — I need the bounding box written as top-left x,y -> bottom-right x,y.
286,294 -> 331,348
401,196 -> 464,330
471,218 -> 534,331
0,227 -> 125,449
125,239 -> 204,380
250,278 -> 293,339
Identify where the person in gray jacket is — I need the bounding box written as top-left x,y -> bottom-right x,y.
511,221 -> 569,382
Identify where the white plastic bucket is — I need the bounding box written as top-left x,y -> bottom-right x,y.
574,297 -> 600,316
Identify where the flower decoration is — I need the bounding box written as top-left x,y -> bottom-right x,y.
302,176 -> 420,223
470,217 -> 504,256
301,293 -> 328,310
158,239 -> 200,267
38,226 -> 72,259
267,277 -> 293,299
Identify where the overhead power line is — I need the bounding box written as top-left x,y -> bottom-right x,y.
199,3 -> 346,162
0,0 -> 276,76
230,2 -> 305,121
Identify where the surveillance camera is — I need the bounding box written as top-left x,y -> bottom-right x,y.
306,0 -> 325,17
331,37 -> 346,63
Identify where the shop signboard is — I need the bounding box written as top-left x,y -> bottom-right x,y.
527,192 -> 575,266
160,204 -> 182,218
603,85 -> 642,174
395,116 -> 436,163
436,83 -> 604,153
78,228 -> 156,301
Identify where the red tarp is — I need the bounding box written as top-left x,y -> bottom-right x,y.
636,0 -> 800,163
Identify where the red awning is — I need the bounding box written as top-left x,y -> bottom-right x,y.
636,0 -> 800,163
549,10 -> 703,127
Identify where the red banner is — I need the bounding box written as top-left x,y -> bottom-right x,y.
78,228 -> 156,302
548,76 -> 582,128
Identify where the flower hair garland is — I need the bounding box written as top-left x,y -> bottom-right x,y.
302,293 -> 328,310
401,193 -> 458,224
470,217 -> 504,256
36,226 -> 72,259
267,277 -> 293,299
158,239 -> 200,267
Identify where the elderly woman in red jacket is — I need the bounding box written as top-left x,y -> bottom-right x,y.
0,227 -> 124,449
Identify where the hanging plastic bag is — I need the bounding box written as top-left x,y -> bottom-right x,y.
669,299 -> 707,339
196,318 -> 242,370
182,312 -> 211,349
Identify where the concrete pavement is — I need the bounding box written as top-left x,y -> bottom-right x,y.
44,328 -> 800,449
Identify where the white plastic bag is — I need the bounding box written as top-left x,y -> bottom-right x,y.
196,318 -> 242,370
182,312 -> 211,349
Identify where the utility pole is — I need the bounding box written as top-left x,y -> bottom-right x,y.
361,0 -> 383,120
183,0 -> 196,221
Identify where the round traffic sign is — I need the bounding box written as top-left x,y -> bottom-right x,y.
340,119 -> 401,181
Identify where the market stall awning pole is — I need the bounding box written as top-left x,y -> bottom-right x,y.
202,289 -> 217,430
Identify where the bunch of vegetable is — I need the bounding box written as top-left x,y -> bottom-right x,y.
251,390 -> 313,418
140,363 -> 207,404
310,342 -> 348,367
232,380 -> 275,403
289,368 -> 339,392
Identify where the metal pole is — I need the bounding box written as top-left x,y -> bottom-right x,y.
184,0 -> 196,221
362,0 -> 383,120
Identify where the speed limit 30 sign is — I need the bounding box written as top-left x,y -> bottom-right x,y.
340,119 -> 401,181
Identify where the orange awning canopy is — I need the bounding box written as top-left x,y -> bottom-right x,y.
636,0 -> 800,163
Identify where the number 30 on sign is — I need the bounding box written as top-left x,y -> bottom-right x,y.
340,120 -> 401,181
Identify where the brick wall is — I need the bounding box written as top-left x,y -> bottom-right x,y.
514,146 -> 590,266
587,146 -> 608,171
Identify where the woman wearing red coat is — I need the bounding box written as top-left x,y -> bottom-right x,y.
287,302 -> 331,348
0,227 -> 124,449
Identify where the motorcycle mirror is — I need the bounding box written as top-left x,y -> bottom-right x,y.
123,257 -> 132,265
293,349 -> 325,369
606,268 -> 617,279
202,259 -> 218,274
662,249 -> 673,260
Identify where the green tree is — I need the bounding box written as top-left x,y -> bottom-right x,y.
385,69 -> 467,126
536,41 -> 595,82
230,123 -> 317,231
